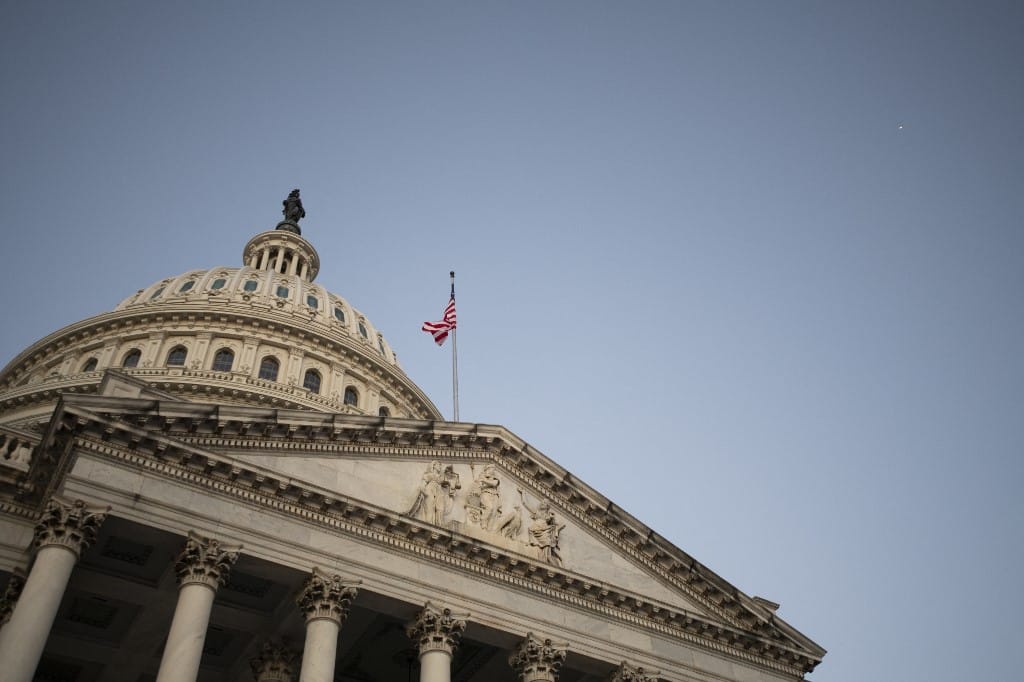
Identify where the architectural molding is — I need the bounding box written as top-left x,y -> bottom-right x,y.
39,396 -> 822,675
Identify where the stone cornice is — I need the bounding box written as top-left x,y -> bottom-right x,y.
44,396 -> 823,675
0,304 -> 441,419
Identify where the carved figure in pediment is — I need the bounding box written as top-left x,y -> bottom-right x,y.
518,488 -> 566,567
464,464 -> 502,531
496,504 -> 523,539
407,461 -> 461,525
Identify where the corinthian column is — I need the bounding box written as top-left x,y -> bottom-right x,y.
406,602 -> 468,682
0,498 -> 108,682
609,661 -> 659,682
509,633 -> 569,682
295,568 -> 358,682
250,639 -> 300,682
155,532 -> 240,682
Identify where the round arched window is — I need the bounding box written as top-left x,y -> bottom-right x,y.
212,348 -> 234,372
122,350 -> 142,368
82,357 -> 98,372
378,406 -> 390,417
303,369 -> 321,394
166,346 -> 187,366
259,356 -> 280,381
343,387 -> 358,406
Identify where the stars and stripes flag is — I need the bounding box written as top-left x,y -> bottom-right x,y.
422,296 -> 457,346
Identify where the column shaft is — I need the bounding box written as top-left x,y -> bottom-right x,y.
420,649 -> 452,682
0,546 -> 76,682
155,583 -> 216,682
299,618 -> 339,682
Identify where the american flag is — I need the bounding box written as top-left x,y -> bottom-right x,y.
422,296 -> 457,346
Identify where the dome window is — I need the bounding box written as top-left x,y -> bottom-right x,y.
358,322 -> 368,339
303,369 -> 322,394
333,306 -> 345,323
306,295 -> 319,309
179,281 -> 195,293
377,338 -> 387,357
378,406 -> 390,417
276,285 -> 289,298
149,287 -> 165,300
81,358 -> 98,372
210,278 -> 227,290
243,280 -> 259,292
212,348 -> 234,372
122,350 -> 142,368
343,387 -> 359,407
259,356 -> 280,381
166,346 -> 188,367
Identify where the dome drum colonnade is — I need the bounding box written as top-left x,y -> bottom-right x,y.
0,498 -> 658,682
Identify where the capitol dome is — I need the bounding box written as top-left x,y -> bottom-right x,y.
0,210 -> 442,428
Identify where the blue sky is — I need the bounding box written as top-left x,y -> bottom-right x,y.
2,2 -> 1022,680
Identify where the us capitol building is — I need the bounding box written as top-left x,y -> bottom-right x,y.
0,192 -> 825,682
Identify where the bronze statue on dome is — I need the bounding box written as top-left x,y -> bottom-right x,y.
282,189 -> 305,223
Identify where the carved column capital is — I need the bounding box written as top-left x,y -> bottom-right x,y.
173,531 -> 241,589
0,568 -> 26,626
33,497 -> 110,558
609,661 -> 659,682
296,568 -> 358,625
250,639 -> 299,682
406,601 -> 469,656
509,632 -> 568,682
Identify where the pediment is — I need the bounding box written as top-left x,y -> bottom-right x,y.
226,451 -> 715,619
42,395 -> 825,673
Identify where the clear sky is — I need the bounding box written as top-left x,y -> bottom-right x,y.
2,2 -> 1022,680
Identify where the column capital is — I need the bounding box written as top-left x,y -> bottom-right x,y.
33,497 -> 110,558
0,568 -> 26,626
509,632 -> 568,682
406,601 -> 469,656
173,531 -> 241,590
609,661 -> 659,682
250,639 -> 299,682
296,568 -> 359,625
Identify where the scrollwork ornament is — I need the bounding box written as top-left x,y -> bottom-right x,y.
296,568 -> 358,625
174,531 -> 240,589
609,661 -> 659,682
406,601 -> 469,656
250,639 -> 299,682
33,497 -> 110,558
509,632 -> 568,682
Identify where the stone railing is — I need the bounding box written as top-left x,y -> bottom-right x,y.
0,426 -> 39,473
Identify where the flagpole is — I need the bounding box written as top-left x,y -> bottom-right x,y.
450,271 -> 459,421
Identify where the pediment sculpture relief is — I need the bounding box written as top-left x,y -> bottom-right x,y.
403,461 -> 565,567
406,461 -> 461,526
